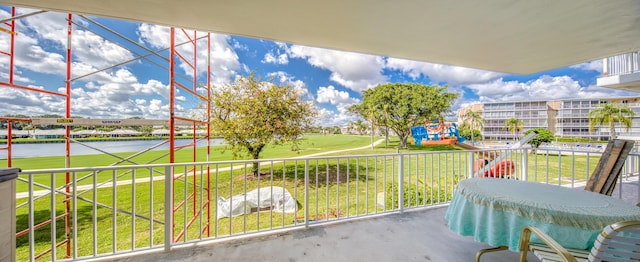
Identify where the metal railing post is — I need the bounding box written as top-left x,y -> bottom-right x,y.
634,155 -> 640,205
398,154 -> 404,213
304,160 -> 310,228
468,151 -> 475,178
164,166 -> 173,252
521,148 -> 528,181
0,168 -> 19,262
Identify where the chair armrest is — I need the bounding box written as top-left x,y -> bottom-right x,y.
518,225 -> 578,262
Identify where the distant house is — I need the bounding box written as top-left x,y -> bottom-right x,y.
152,129 -> 170,137
30,129 -> 66,139
106,129 -> 142,137
177,129 -> 207,136
71,129 -> 103,138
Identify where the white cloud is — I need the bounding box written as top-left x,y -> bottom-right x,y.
468,75 -> 637,103
16,45 -> 67,76
0,9 -> 233,120
0,87 -> 66,116
289,45 -> 387,92
315,85 -> 361,127
262,52 -> 289,65
263,70 -> 360,127
231,39 -> 248,51
137,23 -> 170,48
316,85 -> 360,107
385,58 -> 504,86
132,79 -> 169,98
3,8 -> 628,128
148,99 -> 162,111
18,10 -> 69,44
315,107 -> 358,128
0,10 -> 66,78
71,30 -> 134,69
267,71 -> 312,99
138,24 -> 242,86
570,60 -> 603,73
19,10 -> 134,72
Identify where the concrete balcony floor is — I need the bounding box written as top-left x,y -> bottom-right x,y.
115,206 -> 536,262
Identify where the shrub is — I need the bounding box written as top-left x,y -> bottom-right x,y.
385,182 -> 453,209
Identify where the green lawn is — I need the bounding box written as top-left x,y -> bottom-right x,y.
6,134 -> 378,170
10,135 -> 380,193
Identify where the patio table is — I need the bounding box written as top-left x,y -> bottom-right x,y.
445,178 -> 640,252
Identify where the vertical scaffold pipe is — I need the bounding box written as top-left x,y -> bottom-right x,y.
206,32 -> 212,237
169,27 -> 176,243
64,13 -> 73,259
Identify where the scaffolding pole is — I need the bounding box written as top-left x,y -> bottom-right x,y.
2,8 -> 213,259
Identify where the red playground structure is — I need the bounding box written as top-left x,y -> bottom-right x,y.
473,156 -> 516,178
470,132 -> 538,178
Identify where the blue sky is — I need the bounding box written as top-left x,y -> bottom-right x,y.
1,6 -> 638,127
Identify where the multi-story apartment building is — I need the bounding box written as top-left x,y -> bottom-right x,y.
471,100 -> 558,140
459,97 -> 640,141
458,51 -> 640,141
556,98 -> 640,140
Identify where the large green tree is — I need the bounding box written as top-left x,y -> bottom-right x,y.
588,102 -> 635,140
210,74 -> 316,176
349,83 -> 458,148
503,117 -> 523,141
524,128 -> 554,152
461,109 -> 484,145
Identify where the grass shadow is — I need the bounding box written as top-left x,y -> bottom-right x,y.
251,160 -> 377,188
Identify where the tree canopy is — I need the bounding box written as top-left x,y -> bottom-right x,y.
524,128 -> 554,149
210,74 -> 316,176
588,102 -> 635,140
348,83 -> 459,148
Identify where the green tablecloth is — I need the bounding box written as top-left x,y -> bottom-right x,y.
445,178 -> 640,251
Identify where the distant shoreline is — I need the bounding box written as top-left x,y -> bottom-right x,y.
0,136 -> 217,144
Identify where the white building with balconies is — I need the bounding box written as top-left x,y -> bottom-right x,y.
460,98 -> 640,141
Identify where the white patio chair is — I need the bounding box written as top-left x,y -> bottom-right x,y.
518,220 -> 640,262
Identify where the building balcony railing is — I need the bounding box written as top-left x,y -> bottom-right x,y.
11,147 -> 640,261
604,51 -> 640,77
560,103 -> 640,111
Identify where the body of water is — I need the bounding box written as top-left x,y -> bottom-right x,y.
0,139 -> 225,158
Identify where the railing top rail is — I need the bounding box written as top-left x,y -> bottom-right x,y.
16,144 -> 622,176
18,147 -> 529,174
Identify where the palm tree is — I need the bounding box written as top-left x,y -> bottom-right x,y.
588,102 -> 635,140
462,109 -> 484,145
503,117 -> 523,142
354,120 -> 369,135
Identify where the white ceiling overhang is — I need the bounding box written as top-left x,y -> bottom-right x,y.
1,0 -> 640,75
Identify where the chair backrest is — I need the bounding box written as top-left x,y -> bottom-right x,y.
584,139 -> 635,196
588,221 -> 640,261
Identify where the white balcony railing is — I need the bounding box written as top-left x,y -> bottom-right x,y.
13,148 -> 640,261
605,51 -> 640,77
